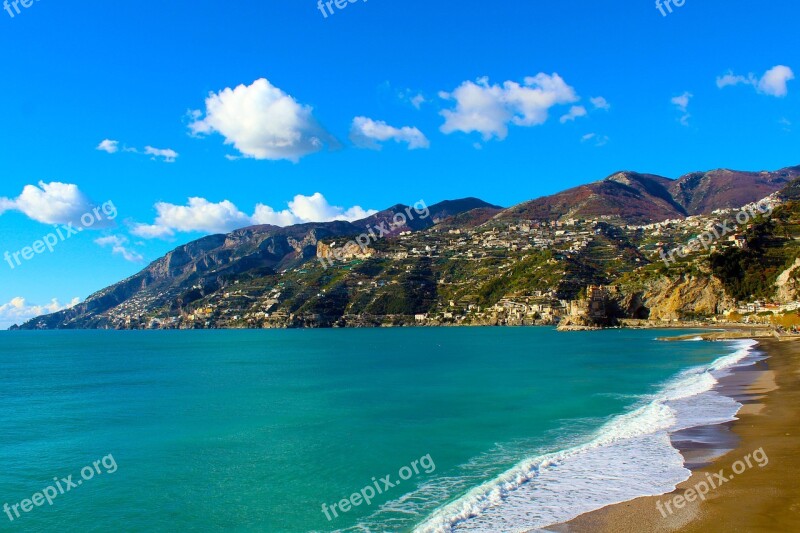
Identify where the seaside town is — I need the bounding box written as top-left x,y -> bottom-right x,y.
40,188 -> 799,333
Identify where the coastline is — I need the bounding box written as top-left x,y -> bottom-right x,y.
5,320 -> 781,332
545,337 -> 800,533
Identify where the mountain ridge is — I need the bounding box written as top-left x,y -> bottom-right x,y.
12,164 -> 800,330
496,165 -> 800,223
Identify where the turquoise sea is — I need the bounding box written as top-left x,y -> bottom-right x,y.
0,328 -> 757,532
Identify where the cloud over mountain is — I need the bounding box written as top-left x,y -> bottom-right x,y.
131,193 -> 377,238
0,297 -> 80,330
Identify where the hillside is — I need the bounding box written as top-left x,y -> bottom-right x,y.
497,172 -> 684,223
13,165 -> 800,330
15,199 -> 497,329
496,166 -> 800,224
669,166 -> 800,214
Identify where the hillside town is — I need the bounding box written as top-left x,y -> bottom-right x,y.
59,190 -> 800,332
13,166 -> 800,333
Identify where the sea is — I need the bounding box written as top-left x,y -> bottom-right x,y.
0,328 -> 761,532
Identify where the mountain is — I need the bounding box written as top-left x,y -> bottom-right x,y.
15,199 -> 497,329
497,172 -> 685,223
496,166 -> 800,224
427,198 -> 503,221
434,207 -> 504,230
777,173 -> 800,201
669,166 -> 800,215
13,164 -> 799,330
350,198 -> 501,234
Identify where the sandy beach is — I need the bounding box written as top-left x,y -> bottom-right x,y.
546,337 -> 800,533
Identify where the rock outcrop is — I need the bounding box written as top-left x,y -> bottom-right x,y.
775,258 -> 800,303
634,275 -> 734,321
316,241 -> 375,264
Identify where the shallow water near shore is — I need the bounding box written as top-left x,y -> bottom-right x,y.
0,328 -> 747,532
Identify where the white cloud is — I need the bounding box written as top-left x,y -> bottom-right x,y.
439,73 -> 579,140
671,92 -> 693,126
94,235 -> 144,262
144,146 -> 179,163
581,132 -> 609,147
131,193 -> 378,239
560,105 -> 588,123
127,223 -> 175,239
0,181 -> 94,224
395,88 -> 427,109
96,139 -> 119,154
132,198 -> 252,237
349,117 -> 430,150
716,72 -> 757,89
280,193 -> 376,223
0,197 -> 16,216
758,65 -> 795,97
590,96 -> 611,110
671,92 -> 691,112
717,65 -> 795,97
250,204 -> 305,227
188,78 -> 330,162
97,140 -> 179,163
410,94 -> 426,109
0,297 -> 80,330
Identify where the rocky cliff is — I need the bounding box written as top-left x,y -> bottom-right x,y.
622,275 -> 735,321
775,258 -> 800,303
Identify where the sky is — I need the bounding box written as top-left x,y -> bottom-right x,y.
0,0 -> 798,328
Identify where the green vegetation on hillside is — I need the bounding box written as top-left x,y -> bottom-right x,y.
711,202 -> 800,300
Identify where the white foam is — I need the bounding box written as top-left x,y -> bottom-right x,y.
407,339 -> 759,533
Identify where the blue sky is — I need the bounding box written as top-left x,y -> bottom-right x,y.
0,0 -> 798,328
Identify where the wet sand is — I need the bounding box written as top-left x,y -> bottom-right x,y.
546,338 -> 800,533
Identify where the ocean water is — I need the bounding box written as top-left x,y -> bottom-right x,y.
0,328 -> 757,532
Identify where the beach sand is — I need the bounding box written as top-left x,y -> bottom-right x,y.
546,338 -> 800,533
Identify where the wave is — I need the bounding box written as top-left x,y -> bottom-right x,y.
406,339 -> 759,533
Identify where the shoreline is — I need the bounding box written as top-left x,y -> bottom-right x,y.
5,321 -> 780,333
545,337 -> 800,533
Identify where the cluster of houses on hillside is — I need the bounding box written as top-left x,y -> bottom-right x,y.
89,192 -> 794,330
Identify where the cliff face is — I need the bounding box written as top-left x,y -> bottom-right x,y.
316,241 -> 375,263
626,275 -> 734,321
775,258 -> 800,303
